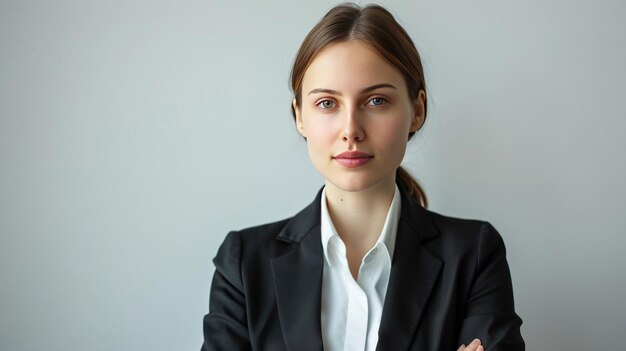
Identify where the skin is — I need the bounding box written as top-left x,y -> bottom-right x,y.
293,40 -> 425,279
458,339 -> 485,351
293,40 -> 483,351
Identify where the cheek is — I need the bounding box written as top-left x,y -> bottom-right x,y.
374,118 -> 411,151
303,118 -> 337,159
303,114 -> 338,140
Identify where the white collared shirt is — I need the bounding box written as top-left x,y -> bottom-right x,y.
320,185 -> 401,351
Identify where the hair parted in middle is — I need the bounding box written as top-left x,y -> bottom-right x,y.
289,2 -> 430,207
290,2 -> 427,134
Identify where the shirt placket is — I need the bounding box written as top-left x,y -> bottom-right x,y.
340,249 -> 368,351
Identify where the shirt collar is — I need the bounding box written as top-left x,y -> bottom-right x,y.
320,184 -> 401,267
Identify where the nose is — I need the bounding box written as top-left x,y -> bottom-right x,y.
342,107 -> 365,143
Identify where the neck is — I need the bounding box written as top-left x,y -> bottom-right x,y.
324,176 -> 396,254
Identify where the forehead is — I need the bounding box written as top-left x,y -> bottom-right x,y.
302,40 -> 406,93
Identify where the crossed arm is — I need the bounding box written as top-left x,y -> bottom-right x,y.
202,223 -> 524,350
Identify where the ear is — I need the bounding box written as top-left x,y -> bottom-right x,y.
293,98 -> 306,137
409,89 -> 426,133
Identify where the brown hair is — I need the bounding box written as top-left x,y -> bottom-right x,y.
290,2 -> 428,208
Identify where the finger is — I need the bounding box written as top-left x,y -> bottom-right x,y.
466,339 -> 482,350
457,344 -> 465,351
477,346 -> 484,351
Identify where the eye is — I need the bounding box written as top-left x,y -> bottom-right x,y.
367,97 -> 388,106
316,99 -> 335,109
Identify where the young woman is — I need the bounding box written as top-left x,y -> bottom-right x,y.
202,3 -> 524,351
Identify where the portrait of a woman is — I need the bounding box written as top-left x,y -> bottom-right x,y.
201,3 -> 524,350
4,0 -> 626,348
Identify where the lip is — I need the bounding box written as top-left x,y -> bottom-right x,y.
333,151 -> 373,168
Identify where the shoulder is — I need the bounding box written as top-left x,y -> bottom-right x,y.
418,208 -> 509,268
428,210 -> 502,244
397,183 -> 507,257
215,188 -> 324,264
214,216 -> 295,261
211,217 -> 296,287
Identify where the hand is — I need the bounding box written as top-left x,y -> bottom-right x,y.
457,338 -> 484,351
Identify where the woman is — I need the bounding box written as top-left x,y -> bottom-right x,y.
202,3 -> 524,351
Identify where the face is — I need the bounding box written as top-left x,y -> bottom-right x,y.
294,40 -> 425,194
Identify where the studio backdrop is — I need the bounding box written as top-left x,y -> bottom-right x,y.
1,0 -> 625,350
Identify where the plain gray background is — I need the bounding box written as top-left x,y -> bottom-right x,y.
1,0 -> 625,350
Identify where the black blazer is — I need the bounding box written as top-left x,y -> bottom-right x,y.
202,184 -> 524,351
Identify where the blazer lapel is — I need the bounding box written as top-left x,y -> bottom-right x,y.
271,188 -> 324,351
376,187 -> 443,351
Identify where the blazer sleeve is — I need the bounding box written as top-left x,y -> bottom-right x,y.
201,231 -> 252,351
456,222 -> 525,351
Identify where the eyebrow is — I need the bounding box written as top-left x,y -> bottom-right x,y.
307,83 -> 397,96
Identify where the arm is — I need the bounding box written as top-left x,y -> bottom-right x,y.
456,222 -> 525,351
201,231 -> 251,351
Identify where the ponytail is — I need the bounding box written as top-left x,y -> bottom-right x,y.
396,166 -> 428,208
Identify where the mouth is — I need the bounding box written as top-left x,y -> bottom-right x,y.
333,151 -> 373,168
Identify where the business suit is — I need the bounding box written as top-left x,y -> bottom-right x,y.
202,183 -> 524,351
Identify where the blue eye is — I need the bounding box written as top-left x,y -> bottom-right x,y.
317,100 -> 335,109
368,97 -> 387,106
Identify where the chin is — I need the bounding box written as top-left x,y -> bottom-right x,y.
325,174 -> 387,193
